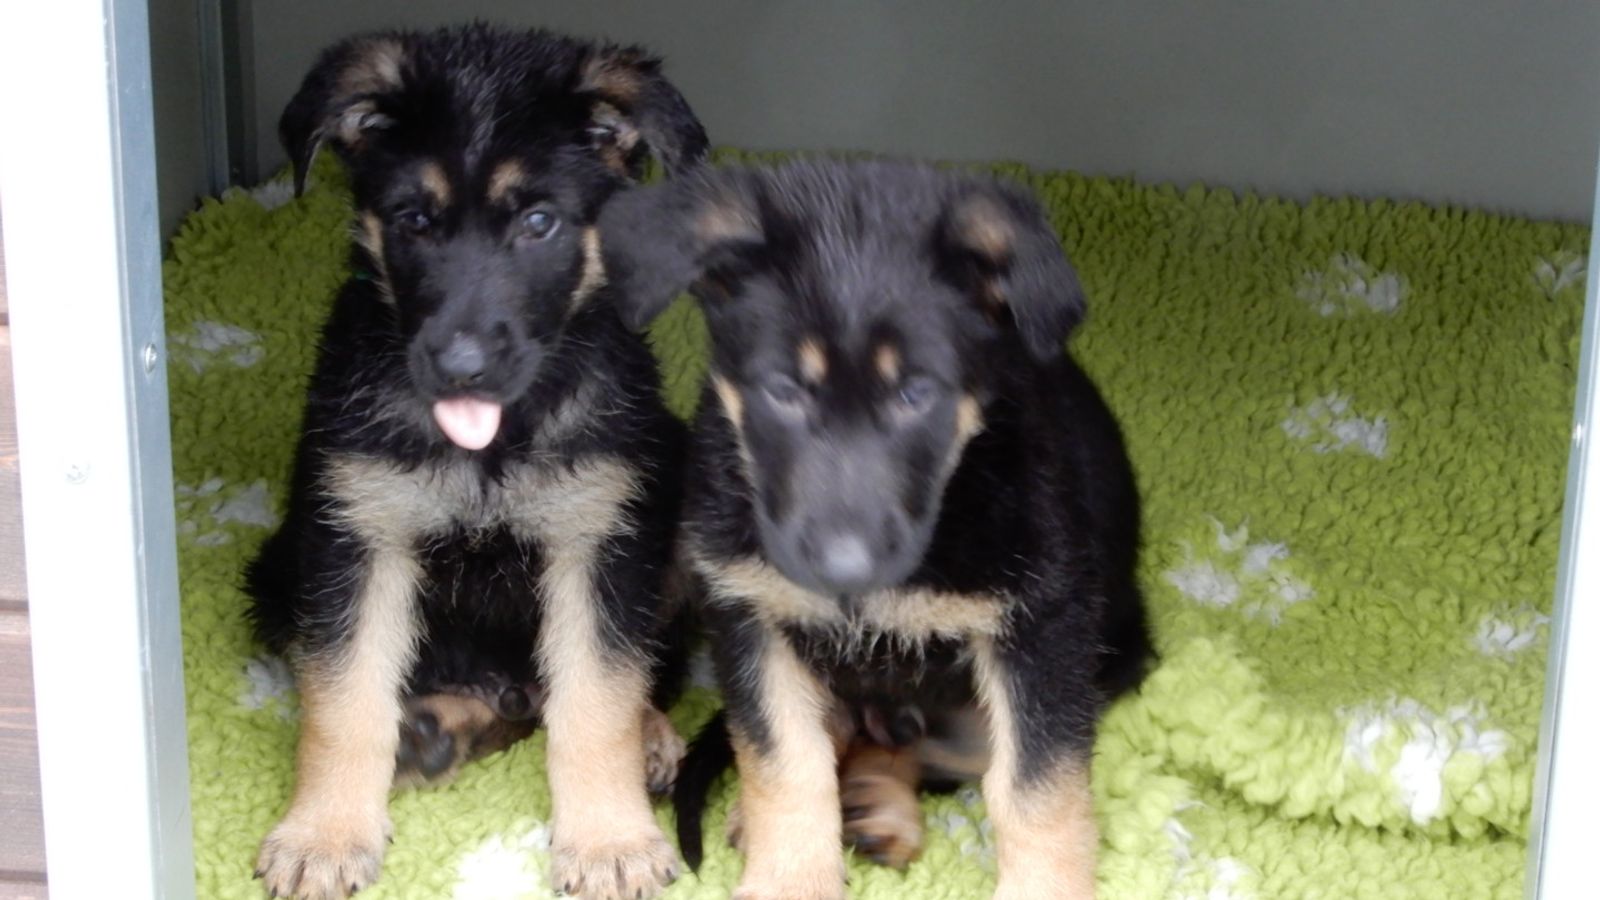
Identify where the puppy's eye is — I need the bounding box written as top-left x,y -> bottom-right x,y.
896,376 -> 943,414
519,208 -> 560,241
396,209 -> 433,235
762,375 -> 808,409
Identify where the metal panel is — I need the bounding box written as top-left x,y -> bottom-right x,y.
0,0 -> 195,896
1529,145 -> 1600,896
197,0 -> 234,195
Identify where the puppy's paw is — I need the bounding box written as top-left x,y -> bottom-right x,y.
641,708 -> 687,796
724,796 -> 745,852
842,772 -> 923,870
550,830 -> 679,900
394,704 -> 461,787
394,693 -> 538,788
255,809 -> 390,899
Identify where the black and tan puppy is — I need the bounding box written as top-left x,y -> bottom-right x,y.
244,25 -> 707,900
599,160 -> 1151,899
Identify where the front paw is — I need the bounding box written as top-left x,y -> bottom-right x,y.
550,830 -> 679,900
255,809 -> 390,899
732,874 -> 846,900
731,848 -> 846,900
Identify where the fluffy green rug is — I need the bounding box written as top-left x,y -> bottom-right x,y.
165,151 -> 1585,898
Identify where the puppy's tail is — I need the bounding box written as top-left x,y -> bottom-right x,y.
673,709 -> 735,871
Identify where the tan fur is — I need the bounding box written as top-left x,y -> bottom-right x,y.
712,374 -> 744,427
528,462 -> 678,898
695,554 -> 1007,641
799,338 -> 828,384
840,743 -> 924,870
711,373 -> 760,479
419,161 -> 451,208
939,393 -> 987,482
323,455 -> 638,546
354,212 -> 397,304
486,159 -> 526,204
337,37 -> 405,98
956,394 -> 985,443
972,639 -> 1098,899
506,458 -> 640,545
570,227 -> 608,314
695,197 -> 762,247
730,632 -> 845,900
875,344 -> 902,383
356,211 -> 383,259
951,194 -> 1016,263
579,49 -> 645,105
256,549 -> 421,899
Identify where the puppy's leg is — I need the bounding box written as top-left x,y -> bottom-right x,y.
840,742 -> 923,870
725,628 -> 845,900
539,552 -> 677,899
256,548 -> 420,900
972,638 -> 1098,900
722,686 -> 852,861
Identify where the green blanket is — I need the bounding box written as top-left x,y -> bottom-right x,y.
167,152 -> 1584,898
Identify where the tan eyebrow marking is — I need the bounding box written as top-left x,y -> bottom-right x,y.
798,339 -> 828,384
487,159 -> 526,204
419,161 -> 451,207
875,344 -> 902,382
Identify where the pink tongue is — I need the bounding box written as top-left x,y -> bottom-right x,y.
432,398 -> 503,450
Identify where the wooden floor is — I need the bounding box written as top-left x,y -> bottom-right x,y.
0,207 -> 49,898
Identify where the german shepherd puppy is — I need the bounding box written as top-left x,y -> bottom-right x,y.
599,160 -> 1151,899
245,25 -> 706,900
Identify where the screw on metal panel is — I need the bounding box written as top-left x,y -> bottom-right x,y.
142,343 -> 159,373
66,461 -> 90,484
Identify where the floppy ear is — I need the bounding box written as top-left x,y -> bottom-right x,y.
579,45 -> 710,178
597,171 -> 763,330
938,183 -> 1087,361
278,34 -> 408,196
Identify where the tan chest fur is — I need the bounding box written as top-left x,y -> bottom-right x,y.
323,453 -> 640,553
693,553 -> 1009,644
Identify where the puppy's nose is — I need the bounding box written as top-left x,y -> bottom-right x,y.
434,333 -> 487,386
817,532 -> 875,593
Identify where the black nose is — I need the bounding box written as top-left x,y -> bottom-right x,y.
434,333 -> 487,386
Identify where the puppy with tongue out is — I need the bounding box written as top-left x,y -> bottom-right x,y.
245,24 -> 710,900
425,332 -> 505,450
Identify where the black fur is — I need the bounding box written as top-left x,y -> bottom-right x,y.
244,25 -> 706,896
600,159 -> 1153,871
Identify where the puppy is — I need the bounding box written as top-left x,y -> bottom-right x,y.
599,160 -> 1152,899
244,25 -> 707,900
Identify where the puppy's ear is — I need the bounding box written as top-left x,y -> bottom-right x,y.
937,184 -> 1087,361
278,35 -> 408,196
579,46 -> 709,178
598,172 -> 763,330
